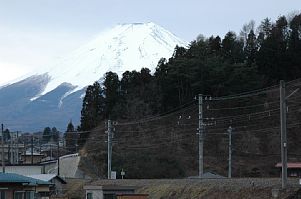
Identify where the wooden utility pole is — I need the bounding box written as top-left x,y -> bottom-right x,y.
198,94 -> 204,177
31,135 -> 34,165
16,131 -> 19,164
280,80 -> 287,189
10,133 -> 13,164
228,126 -> 232,178
57,141 -> 60,176
107,120 -> 113,179
1,124 -> 5,173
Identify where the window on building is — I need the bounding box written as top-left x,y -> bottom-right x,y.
0,191 -> 6,199
24,191 -> 34,199
14,192 -> 24,199
87,192 -> 93,199
104,194 -> 116,199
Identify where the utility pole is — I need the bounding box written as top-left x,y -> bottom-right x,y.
16,131 -> 19,164
24,140 -> 26,162
57,141 -> 60,176
10,133 -> 13,164
280,80 -> 287,189
38,138 -> 41,155
31,135 -> 34,165
228,126 -> 232,178
107,120 -> 113,179
50,144 -> 53,160
198,94 -> 204,177
1,124 -> 5,173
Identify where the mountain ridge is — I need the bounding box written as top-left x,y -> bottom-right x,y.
0,22 -> 187,132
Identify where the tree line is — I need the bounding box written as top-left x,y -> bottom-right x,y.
79,13 -> 301,144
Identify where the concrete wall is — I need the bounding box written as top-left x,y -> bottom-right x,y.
42,161 -> 57,174
0,165 -> 43,175
59,153 -> 85,178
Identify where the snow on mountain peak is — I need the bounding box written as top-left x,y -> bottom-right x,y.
37,22 -> 188,97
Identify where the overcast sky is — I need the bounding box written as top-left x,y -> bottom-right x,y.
0,0 -> 300,85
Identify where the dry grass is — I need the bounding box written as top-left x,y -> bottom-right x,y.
63,178 -> 301,199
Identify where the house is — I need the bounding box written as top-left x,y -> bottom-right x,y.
84,185 -> 140,199
275,162 -> 301,177
0,172 -> 52,199
0,143 -> 24,164
21,151 -> 45,164
28,174 -> 67,196
1,153 -> 87,179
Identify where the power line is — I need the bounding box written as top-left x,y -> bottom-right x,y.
116,103 -> 197,126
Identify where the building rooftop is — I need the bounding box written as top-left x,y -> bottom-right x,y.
23,152 -> 44,156
0,172 -> 52,185
27,174 -> 66,184
275,162 -> 301,168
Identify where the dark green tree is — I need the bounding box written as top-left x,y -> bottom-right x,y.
287,14 -> 301,78
42,127 -> 51,143
258,18 -> 272,39
208,36 -> 221,54
257,16 -> 289,83
65,121 -> 78,153
244,30 -> 257,65
3,129 -> 10,142
80,81 -> 105,131
66,120 -> 75,132
103,72 -> 120,119
221,31 -> 244,63
51,127 -> 59,142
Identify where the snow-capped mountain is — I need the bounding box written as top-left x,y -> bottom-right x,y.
36,22 -> 187,98
0,22 -> 187,132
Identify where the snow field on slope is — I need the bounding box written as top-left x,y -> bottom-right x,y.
36,22 -> 188,98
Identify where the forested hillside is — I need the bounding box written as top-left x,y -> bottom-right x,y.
78,14 -> 301,178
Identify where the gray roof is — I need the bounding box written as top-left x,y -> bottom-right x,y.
28,174 -> 67,184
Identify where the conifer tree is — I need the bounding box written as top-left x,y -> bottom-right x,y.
245,30 -> 257,65
80,81 -> 105,131
3,129 -> 10,142
42,127 -> 51,143
103,72 -> 120,119
66,120 -> 75,132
